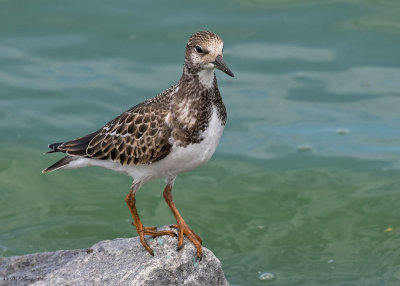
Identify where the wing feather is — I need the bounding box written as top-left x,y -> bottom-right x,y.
45,83 -> 178,169
86,102 -> 172,165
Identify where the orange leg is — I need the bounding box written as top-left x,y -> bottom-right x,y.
163,181 -> 203,259
125,184 -> 176,256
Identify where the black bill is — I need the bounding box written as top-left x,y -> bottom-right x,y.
214,55 -> 234,77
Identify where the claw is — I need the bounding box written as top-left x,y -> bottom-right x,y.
126,188 -> 178,257
144,229 -> 177,237
170,223 -> 202,245
171,222 -> 202,258
133,225 -> 177,256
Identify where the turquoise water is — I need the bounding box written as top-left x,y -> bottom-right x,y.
1,0 -> 400,285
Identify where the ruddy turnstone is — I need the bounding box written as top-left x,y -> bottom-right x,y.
43,31 -> 234,259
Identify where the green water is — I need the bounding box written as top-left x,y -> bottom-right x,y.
1,0 -> 400,285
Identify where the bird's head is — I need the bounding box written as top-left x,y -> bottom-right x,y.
184,31 -> 234,81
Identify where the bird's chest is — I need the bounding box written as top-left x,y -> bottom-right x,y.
169,93 -> 214,147
165,106 -> 225,175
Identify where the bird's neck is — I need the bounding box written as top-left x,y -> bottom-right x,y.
168,65 -> 220,147
197,68 -> 215,89
180,63 -> 216,91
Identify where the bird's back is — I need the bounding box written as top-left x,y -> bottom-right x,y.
43,84 -> 179,173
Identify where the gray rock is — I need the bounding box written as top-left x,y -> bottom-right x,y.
0,226 -> 229,286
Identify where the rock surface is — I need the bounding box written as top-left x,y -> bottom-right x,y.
0,226 -> 229,286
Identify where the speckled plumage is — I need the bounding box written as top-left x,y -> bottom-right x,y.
44,31 -> 230,175
43,31 -> 234,259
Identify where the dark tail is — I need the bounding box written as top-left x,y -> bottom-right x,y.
43,130 -> 100,173
45,142 -> 64,154
45,131 -> 100,156
42,156 -> 76,173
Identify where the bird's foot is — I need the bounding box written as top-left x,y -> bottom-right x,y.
138,225 -> 177,237
170,222 -> 203,259
133,223 -> 177,256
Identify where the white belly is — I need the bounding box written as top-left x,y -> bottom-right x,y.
67,106 -> 225,183
132,106 -> 225,181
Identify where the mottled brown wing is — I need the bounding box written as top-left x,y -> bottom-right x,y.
85,102 -> 172,165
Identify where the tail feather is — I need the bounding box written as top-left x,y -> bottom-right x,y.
42,156 -> 76,173
48,142 -> 63,151
43,130 -> 100,173
47,131 -> 100,156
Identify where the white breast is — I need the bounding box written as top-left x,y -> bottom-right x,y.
134,105 -> 225,180
163,106 -> 225,176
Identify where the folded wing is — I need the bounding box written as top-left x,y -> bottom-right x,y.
55,102 -> 172,165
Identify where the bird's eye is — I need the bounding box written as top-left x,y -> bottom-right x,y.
195,45 -> 204,54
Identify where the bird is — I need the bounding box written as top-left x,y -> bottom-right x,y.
42,31 -> 234,259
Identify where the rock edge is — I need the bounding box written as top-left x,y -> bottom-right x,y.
0,226 -> 229,286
